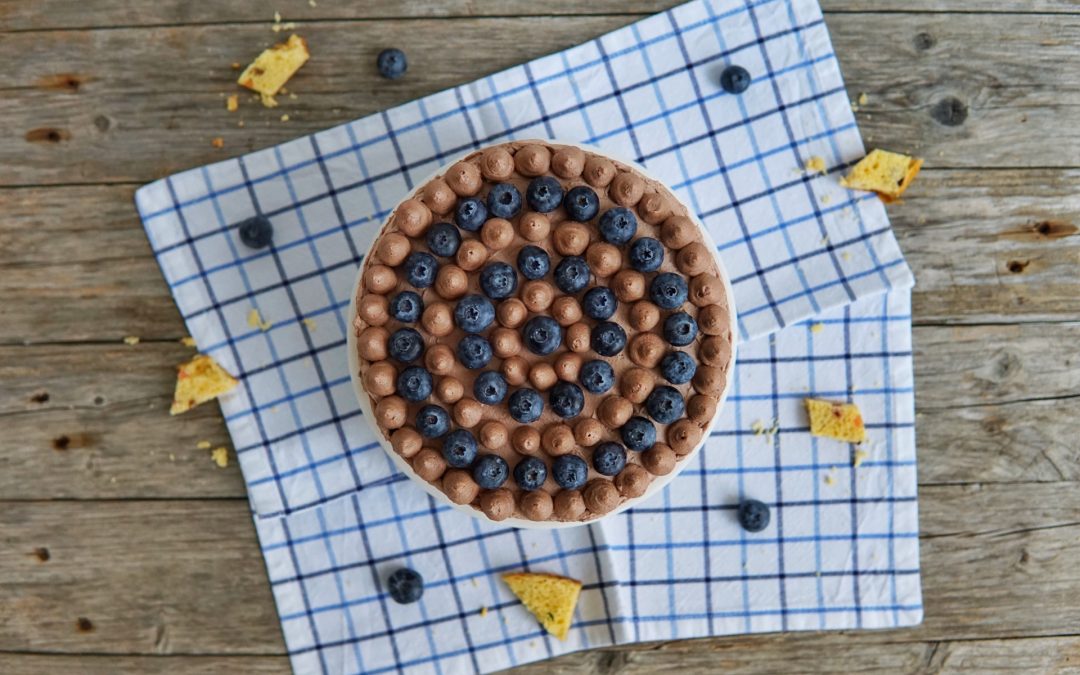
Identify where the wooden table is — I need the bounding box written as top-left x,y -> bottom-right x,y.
2,1 -> 1079,672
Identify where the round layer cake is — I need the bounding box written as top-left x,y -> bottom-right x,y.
350,141 -> 735,525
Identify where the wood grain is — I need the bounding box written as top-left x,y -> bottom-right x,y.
1,13 -> 1078,186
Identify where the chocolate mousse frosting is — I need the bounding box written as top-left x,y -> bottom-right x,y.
353,141 -> 734,523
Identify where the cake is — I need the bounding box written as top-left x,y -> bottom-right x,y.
502,571 -> 582,640
351,141 -> 735,523
170,354 -> 238,415
237,34 -> 309,99
839,149 -> 922,203
805,398 -> 867,443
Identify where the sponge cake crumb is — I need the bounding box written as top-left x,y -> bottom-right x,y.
806,398 -> 867,443
238,34 -> 309,98
840,149 -> 922,202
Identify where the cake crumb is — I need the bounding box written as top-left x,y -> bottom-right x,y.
260,93 -> 279,108
470,578 -> 478,587
196,440 -> 212,450
247,308 -> 273,331
303,318 -> 317,331
841,251 -> 852,261
170,355 -> 239,415
824,471 -> 836,486
751,418 -> 779,443
853,448 -> 870,468
211,137 -> 224,149
123,336 -> 140,345
479,606 -> 488,618
806,398 -> 867,443
238,120 -> 246,128
289,93 -> 299,100
180,336 -> 197,348
820,193 -> 831,204
803,156 -> 827,176
231,62 -> 242,70
280,114 -> 290,122
238,34 -> 309,101
308,0 -> 317,6
810,322 -> 824,334
226,94 -> 239,112
840,149 -> 922,203
858,92 -> 869,106
820,235 -> 829,246
169,453 -> 176,462
212,446 -> 229,468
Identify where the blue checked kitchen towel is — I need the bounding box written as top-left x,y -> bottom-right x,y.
134,0 -> 921,672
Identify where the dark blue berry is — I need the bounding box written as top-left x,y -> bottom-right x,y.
442,429 -> 478,468
396,366 -> 433,402
457,335 -> 493,369
628,237 -> 664,272
388,327 -> 424,363
237,215 -> 273,249
454,294 -> 495,333
645,385 -> 685,424
508,388 -> 543,423
660,351 -> 697,384
455,197 -> 487,232
416,404 -> 451,438
582,287 -> 617,320
526,176 -> 563,213
517,245 -> 550,280
487,183 -> 522,219
522,316 -> 562,356
552,455 -> 588,490
474,371 -> 508,405
738,499 -> 771,532
663,311 -> 699,346
549,382 -> 585,419
564,185 -> 599,222
403,251 -> 438,289
591,321 -> 627,357
479,262 -> 518,300
426,222 -> 460,258
592,441 -> 626,476
598,207 -> 637,245
472,454 -> 509,489
650,272 -> 688,310
513,456 -> 548,491
554,255 -> 590,294
720,65 -> 751,94
621,416 -> 656,451
579,360 -> 615,394
389,291 -> 423,323
377,48 -> 408,80
387,568 -> 423,604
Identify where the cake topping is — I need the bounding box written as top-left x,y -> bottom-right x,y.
392,199 -> 432,237
586,242 -> 622,277
376,232 -> 411,266
628,300 -> 660,331
412,448 -> 447,481
541,423 -> 575,456
698,335 -> 732,367
692,365 -> 726,396
553,489 -> 586,520
574,418 -> 604,447
598,395 -> 633,429
612,270 -> 645,302
614,464 -> 650,498
435,376 -> 464,404
552,222 -> 590,256
698,304 -> 730,335
363,361 -> 397,396
358,294 -> 390,326
637,189 -> 670,225
520,490 -> 554,520
583,156 -> 616,187
375,396 -> 407,430
551,146 -> 585,178
515,144 -> 551,177
453,398 -> 483,428
667,419 -> 703,455
435,265 -> 468,300
676,242 -> 712,276
566,323 -> 591,353
552,455 -> 588,490
425,344 -> 455,375
421,302 -> 454,337
641,443 -> 676,475
628,333 -> 664,368
479,421 -> 509,450
481,217 -> 515,251
422,180 -> 456,215
687,394 -> 718,425
491,327 -> 521,358
497,298 -> 528,328
445,160 -> 482,196
480,488 -> 515,521
554,352 -> 583,382
528,362 -> 558,391
592,441 -> 626,476
583,479 -> 619,514
443,469 -> 479,504
689,274 -> 725,307
609,172 -> 645,207
620,367 -> 655,404
357,326 -> 390,361
512,425 -> 542,455
480,147 -> 515,181
518,211 -> 551,242
456,197 -> 488,232
364,265 -> 397,294
501,356 -> 529,386
521,280 -> 555,313
660,215 -> 696,250
456,239 -> 488,271
552,296 -> 583,326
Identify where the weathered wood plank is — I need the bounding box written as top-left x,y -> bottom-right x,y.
1,0 -> 1075,33
1,14 -> 1079,185
0,483 -> 1077,655
0,654 -> 291,674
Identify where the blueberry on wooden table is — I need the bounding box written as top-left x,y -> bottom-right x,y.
720,65 -> 752,94
377,48 -> 408,80
738,499 -> 771,532
237,215 -> 273,249
387,568 -> 423,604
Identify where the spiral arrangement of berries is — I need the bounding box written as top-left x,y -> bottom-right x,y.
352,141 -> 734,524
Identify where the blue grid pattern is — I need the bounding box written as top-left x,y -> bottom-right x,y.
134,0 -> 922,672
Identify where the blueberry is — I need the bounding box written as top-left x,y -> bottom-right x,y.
621,416 -> 656,451
508,388 -> 543,423
388,327 -> 424,363
416,404 -> 451,438
591,321 -> 627,357
663,311 -> 699,346
526,176 -> 564,213
237,215 -> 274,249
552,455 -> 588,490
513,456 -> 548,491
598,207 -> 638,246
582,287 -> 617,320
487,182 -> 522,219
457,335 -> 493,369
387,568 -> 423,604
628,237 -> 664,272
522,315 -> 563,356
403,251 -> 438,289
579,360 -> 615,394
720,65 -> 751,94
645,385 -> 685,424
474,371 -> 508,405
660,351 -> 697,384
554,255 -> 590,294
377,48 -> 408,80
564,185 -> 599,222
472,454 -> 509,489
517,245 -> 550,280
738,499 -> 771,532
442,429 -> 478,468
426,222 -> 460,258
479,262 -> 518,300
592,441 -> 626,476
455,196 -> 488,232
650,272 -> 688,310
396,366 -> 433,402
549,382 -> 585,419
389,291 -> 423,323
454,294 -> 495,333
